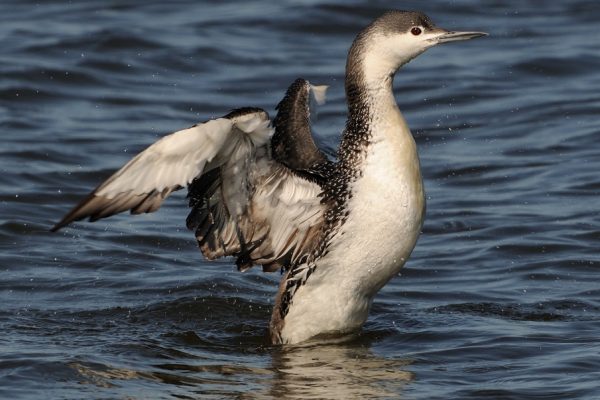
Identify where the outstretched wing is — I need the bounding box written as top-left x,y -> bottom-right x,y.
53,80 -> 334,274
51,108 -> 272,231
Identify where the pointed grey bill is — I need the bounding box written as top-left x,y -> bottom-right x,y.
435,30 -> 488,44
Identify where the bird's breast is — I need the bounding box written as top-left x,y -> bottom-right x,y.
333,128 -> 425,294
277,130 -> 425,344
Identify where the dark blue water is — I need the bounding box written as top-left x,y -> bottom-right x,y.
2,1 -> 600,399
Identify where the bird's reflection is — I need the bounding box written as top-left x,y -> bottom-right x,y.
69,335 -> 413,399
266,341 -> 413,399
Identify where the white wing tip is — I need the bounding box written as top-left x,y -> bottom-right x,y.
309,84 -> 328,106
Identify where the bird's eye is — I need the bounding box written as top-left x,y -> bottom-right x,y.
411,27 -> 422,36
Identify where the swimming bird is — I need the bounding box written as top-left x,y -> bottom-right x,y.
52,11 -> 486,345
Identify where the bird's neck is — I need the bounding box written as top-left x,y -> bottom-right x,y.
340,42 -> 409,167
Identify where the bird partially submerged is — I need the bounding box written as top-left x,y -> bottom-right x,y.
52,11 -> 486,345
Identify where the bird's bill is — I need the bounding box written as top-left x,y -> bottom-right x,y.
433,30 -> 488,44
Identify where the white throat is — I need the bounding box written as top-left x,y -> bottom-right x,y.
360,33 -> 429,91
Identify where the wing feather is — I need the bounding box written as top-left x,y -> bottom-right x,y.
53,81 -> 331,275
188,157 -> 326,272
51,110 -> 271,231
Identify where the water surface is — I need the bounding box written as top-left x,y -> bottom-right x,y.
1,1 -> 600,399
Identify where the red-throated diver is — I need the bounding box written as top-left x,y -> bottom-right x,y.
52,11 -> 486,345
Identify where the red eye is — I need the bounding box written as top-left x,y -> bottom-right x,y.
411,27 -> 422,36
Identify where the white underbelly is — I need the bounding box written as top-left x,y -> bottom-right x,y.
279,137 -> 425,344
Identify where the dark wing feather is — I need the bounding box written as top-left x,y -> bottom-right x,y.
271,78 -> 333,181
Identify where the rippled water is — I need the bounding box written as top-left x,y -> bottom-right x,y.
2,1 -> 600,399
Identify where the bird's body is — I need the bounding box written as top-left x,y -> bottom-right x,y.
52,11 -> 485,345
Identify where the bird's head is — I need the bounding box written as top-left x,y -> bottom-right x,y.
347,10 -> 487,87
